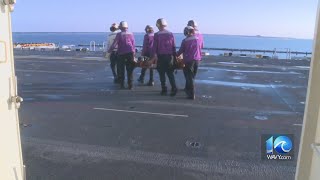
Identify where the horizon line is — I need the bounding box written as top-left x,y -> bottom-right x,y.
12,31 -> 313,40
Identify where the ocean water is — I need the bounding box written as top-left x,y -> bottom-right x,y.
13,32 -> 313,56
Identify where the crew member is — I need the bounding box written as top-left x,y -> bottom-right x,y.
183,20 -> 205,91
138,25 -> 155,86
187,20 -> 204,49
177,26 -> 201,100
108,21 -> 136,90
152,18 -> 177,96
106,23 -> 120,83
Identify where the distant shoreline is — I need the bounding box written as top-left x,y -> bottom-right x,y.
12,32 -> 312,41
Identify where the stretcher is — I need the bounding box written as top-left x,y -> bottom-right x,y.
135,56 -> 185,70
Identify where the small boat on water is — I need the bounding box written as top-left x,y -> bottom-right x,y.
61,45 -> 76,51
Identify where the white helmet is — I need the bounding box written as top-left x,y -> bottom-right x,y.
119,21 -> 129,29
156,18 -> 168,28
187,20 -> 198,28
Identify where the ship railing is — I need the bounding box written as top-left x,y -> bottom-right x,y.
102,42 -> 106,50
90,41 -> 96,51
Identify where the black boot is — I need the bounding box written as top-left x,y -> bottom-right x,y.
120,82 -> 125,89
187,94 -> 195,100
114,77 -> 119,84
147,80 -> 154,86
187,89 -> 195,100
128,83 -> 133,90
137,77 -> 144,84
170,88 -> 177,97
161,87 -> 167,96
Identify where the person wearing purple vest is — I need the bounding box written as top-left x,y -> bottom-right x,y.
177,26 -> 202,100
138,25 -> 155,86
108,21 -> 136,90
152,18 -> 177,96
183,20 -> 204,91
188,20 -> 204,50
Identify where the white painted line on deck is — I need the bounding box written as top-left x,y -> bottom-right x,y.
16,69 -> 87,75
269,84 -> 297,112
294,66 -> 310,69
198,67 -> 301,75
94,108 -> 189,118
293,124 -> 303,126
128,100 -> 298,115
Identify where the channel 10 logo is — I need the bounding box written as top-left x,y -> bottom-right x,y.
261,134 -> 294,160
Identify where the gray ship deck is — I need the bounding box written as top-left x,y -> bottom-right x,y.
15,52 -> 309,180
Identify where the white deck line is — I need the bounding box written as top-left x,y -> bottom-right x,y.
94,108 -> 189,118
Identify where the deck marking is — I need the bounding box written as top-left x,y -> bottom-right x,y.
94,108 -> 189,118
128,100 -> 298,115
269,84 -> 297,112
198,67 -> 301,74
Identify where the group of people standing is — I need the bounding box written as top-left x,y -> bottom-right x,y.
105,18 -> 204,100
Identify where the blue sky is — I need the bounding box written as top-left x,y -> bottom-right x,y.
12,0 -> 318,39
